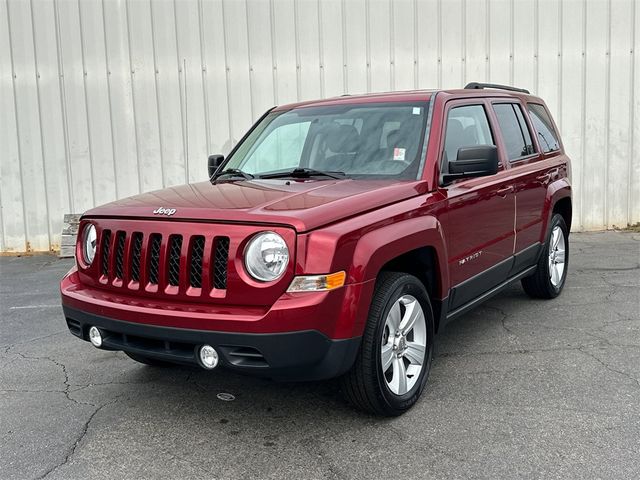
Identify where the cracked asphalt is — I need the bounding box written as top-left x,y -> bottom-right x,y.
1,231 -> 639,479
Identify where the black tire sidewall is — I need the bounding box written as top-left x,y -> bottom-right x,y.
372,275 -> 434,412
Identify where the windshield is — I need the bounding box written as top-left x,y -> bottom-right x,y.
224,102 -> 430,180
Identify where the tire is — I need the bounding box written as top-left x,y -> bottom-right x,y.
521,213 -> 569,299
124,351 -> 173,367
341,272 -> 435,416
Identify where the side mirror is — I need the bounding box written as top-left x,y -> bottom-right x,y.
208,154 -> 224,178
442,145 -> 498,184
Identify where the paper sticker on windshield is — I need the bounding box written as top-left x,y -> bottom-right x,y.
412,107 -> 421,115
393,148 -> 406,161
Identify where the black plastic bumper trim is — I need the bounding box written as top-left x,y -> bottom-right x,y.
62,305 -> 361,381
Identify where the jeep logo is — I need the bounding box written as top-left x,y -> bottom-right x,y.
153,207 -> 176,216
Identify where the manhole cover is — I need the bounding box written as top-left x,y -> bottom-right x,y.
217,392 -> 235,401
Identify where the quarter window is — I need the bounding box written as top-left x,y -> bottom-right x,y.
493,103 -> 536,161
528,103 -> 560,153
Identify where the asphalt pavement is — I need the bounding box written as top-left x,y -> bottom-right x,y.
1,231 -> 639,479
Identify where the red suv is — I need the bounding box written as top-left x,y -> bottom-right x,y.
61,83 -> 571,416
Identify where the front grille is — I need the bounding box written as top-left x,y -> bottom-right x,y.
148,234 -> 162,285
130,233 -> 143,282
114,231 -> 126,279
213,237 -> 230,289
167,235 -> 183,287
96,229 -> 230,296
189,236 -> 205,288
100,230 -> 111,276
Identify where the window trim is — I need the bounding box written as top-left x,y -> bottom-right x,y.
438,100 -> 500,182
490,100 -> 539,163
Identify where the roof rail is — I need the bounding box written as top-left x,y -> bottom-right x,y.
464,82 -> 530,94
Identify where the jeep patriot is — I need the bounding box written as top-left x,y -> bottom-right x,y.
61,83 -> 572,416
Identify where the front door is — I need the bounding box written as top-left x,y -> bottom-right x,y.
438,100 -> 516,311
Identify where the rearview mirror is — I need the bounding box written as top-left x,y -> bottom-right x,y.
208,154 -> 224,178
441,145 -> 498,184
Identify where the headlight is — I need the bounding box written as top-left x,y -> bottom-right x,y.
244,232 -> 289,282
81,223 -> 97,266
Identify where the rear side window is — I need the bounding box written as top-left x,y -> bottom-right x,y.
444,105 -> 494,162
493,103 -> 536,161
528,103 -> 560,153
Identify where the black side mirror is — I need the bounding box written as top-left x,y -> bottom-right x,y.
208,154 -> 224,178
441,145 -> 498,184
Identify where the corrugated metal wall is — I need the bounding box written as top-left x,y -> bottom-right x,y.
1,0 -> 639,253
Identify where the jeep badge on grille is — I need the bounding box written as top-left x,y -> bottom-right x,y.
153,207 -> 176,216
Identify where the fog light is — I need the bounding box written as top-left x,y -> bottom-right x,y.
88,326 -> 102,347
198,345 -> 219,369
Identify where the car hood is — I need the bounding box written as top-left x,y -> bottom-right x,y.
84,178 -> 429,232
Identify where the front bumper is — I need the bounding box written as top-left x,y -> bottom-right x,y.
63,305 -> 361,382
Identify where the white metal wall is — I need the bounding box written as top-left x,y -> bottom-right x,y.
1,0 -> 639,253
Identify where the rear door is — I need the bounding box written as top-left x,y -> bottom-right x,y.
491,100 -> 560,271
439,99 -> 516,311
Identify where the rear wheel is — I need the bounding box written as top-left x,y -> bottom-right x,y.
521,213 -> 569,299
124,351 -> 173,367
341,272 -> 434,416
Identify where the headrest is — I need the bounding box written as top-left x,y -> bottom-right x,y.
326,124 -> 360,153
387,116 -> 422,147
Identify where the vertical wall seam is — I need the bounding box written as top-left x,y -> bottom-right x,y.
579,0 -> 587,230
486,0 -> 490,81
317,0 -> 324,98
269,0 -> 278,104
6,0 -> 29,250
364,0 -> 370,92
534,0 -> 539,94
124,0 -> 143,194
101,0 -> 119,200
437,0 -> 441,88
628,0 -> 636,225
413,0 -> 418,88
220,0 -> 234,142
461,0 -> 466,86
509,0 -> 514,85
53,0 -> 74,213
389,0 -> 395,90
603,0 -> 611,228
557,0 -> 563,132
149,0 -> 166,188
197,0 -> 211,154
77,0 -> 97,207
29,0 -> 53,250
341,0 -> 347,93
293,0 -> 301,102
243,0 -> 254,119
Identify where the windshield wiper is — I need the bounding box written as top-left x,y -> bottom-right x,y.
211,168 -> 254,181
259,168 -> 346,180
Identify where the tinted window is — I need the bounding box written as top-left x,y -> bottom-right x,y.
444,105 -> 494,163
494,103 -> 535,161
528,103 -> 560,152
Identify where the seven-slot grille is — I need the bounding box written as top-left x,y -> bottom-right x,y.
98,229 -> 229,294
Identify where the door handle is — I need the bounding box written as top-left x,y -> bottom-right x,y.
496,186 -> 514,197
536,173 -> 550,182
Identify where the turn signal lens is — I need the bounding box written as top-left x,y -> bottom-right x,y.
287,271 -> 346,292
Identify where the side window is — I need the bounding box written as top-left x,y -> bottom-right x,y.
242,122 -> 311,173
444,105 -> 494,162
493,103 -> 535,161
528,103 -> 560,153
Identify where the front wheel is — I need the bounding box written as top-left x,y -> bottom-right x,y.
521,213 -> 569,299
341,272 -> 434,416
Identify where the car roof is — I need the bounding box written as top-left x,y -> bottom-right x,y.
272,88 -> 543,112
